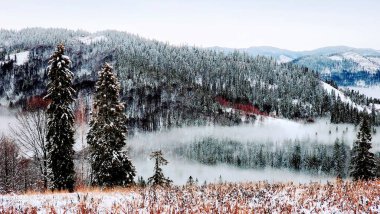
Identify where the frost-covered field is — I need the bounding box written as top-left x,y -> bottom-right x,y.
1,180 -> 379,213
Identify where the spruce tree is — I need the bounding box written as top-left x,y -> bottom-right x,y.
333,138 -> 347,178
148,150 -> 172,187
290,144 -> 301,170
87,63 -> 135,186
350,117 -> 376,181
44,44 -> 76,192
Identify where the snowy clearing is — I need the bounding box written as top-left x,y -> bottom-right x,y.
13,51 -> 29,66
1,181 -> 379,213
77,36 -> 107,45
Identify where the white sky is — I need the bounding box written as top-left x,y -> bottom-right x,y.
1,0 -> 379,50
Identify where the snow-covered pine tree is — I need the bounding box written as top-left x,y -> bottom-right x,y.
148,150 -> 172,187
87,63 -> 135,187
44,44 -> 76,192
350,117 -> 376,181
333,138 -> 347,178
186,176 -> 194,186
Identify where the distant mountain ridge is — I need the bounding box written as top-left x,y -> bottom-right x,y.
209,46 -> 380,86
210,45 -> 380,58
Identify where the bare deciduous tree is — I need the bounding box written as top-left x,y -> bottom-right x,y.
10,107 -> 49,190
0,136 -> 20,193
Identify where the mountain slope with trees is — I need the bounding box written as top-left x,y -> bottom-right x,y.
0,28 -> 378,133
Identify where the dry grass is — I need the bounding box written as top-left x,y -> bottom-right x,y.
1,179 -> 380,213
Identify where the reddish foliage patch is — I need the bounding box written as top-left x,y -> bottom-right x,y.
26,96 -> 51,110
216,96 -> 268,116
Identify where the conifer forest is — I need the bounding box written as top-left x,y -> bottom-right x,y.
0,1 -> 380,213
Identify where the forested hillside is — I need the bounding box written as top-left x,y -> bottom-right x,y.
0,28 -> 377,132
212,46 -> 380,86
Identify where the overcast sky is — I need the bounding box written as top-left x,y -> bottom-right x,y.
1,0 -> 379,50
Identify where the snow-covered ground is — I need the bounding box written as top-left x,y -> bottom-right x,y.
0,190 -> 139,214
13,51 -> 29,66
2,51 -> 30,66
1,181 -> 379,213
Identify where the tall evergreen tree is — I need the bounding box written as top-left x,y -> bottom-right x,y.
87,63 -> 135,186
44,44 -> 76,192
350,117 -> 376,181
290,144 -> 301,170
333,138 -> 347,178
148,150 -> 172,187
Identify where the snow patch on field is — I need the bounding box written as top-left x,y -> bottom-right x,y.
14,51 -> 29,65
0,191 -> 139,214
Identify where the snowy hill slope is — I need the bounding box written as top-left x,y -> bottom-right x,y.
321,81 -> 367,112
0,28 -> 355,132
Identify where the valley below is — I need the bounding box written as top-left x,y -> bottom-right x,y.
1,106 -> 379,185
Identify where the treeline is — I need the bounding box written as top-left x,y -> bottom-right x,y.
176,137 -> 353,176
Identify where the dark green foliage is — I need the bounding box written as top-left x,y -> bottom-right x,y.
350,117 -> 376,181
290,144 -> 302,170
148,150 -> 172,187
333,138 -> 348,178
137,176 -> 147,187
186,176 -> 194,186
177,137 -> 354,176
44,44 -> 76,192
87,63 -> 135,187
